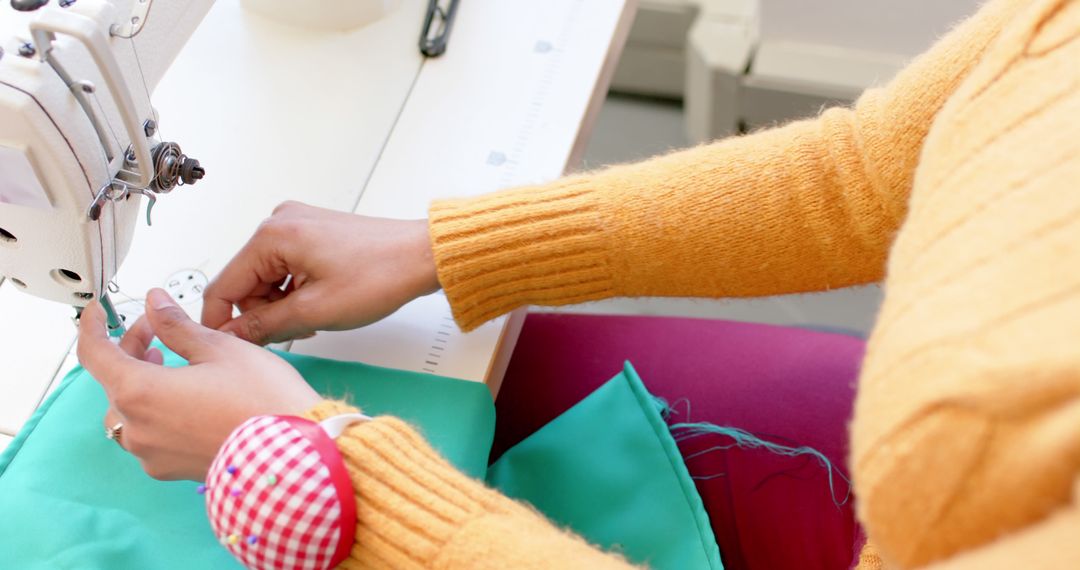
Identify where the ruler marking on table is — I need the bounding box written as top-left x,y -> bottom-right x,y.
496,0 -> 586,189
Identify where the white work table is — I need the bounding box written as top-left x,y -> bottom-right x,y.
0,0 -> 634,450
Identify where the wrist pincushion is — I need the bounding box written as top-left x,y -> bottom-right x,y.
203,414 -> 364,570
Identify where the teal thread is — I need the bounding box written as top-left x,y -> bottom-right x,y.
652,395 -> 851,507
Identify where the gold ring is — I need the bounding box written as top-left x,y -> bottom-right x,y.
105,422 -> 124,444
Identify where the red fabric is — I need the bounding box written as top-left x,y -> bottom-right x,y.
494,313 -> 866,570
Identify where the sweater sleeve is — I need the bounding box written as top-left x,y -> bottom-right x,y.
921,501 -> 1080,570
856,501 -> 1080,570
429,0 -> 1023,331
303,401 -> 637,570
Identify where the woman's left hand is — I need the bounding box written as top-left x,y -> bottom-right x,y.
77,288 -> 322,481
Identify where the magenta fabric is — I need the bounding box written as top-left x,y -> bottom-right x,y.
494,313 -> 866,570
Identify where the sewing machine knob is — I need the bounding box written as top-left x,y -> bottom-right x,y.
148,142 -> 205,193
180,158 -> 205,185
11,0 -> 50,12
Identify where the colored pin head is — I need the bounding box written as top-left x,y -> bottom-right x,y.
196,484 -> 207,495
226,465 -> 238,475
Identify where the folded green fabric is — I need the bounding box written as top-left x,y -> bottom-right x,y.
488,362 -> 723,570
0,346 -> 495,570
0,351 -> 721,569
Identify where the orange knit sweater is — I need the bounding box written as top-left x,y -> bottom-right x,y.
306,0 -> 1080,568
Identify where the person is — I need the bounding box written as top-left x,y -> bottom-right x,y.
77,0 -> 1079,567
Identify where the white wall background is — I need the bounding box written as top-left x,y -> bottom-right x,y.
760,0 -> 983,56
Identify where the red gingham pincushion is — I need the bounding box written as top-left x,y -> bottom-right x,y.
204,415 -> 359,570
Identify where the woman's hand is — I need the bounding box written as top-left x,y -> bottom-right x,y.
201,201 -> 440,345
78,288 -> 322,481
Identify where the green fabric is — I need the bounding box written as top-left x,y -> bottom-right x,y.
0,345 -> 495,570
0,351 -> 722,570
487,362 -> 723,570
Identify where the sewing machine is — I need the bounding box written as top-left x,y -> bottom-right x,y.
0,0 -> 210,332
0,0 -> 412,330
0,0 -> 634,448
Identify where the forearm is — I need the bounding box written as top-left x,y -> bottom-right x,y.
430,0 -> 1022,331
303,402 -> 635,570
428,118 -> 885,331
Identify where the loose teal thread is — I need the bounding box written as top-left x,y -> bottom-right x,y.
651,395 -> 851,507
669,397 -> 692,420
671,423 -> 852,506
689,472 -> 728,481
651,395 -> 672,419
651,395 -> 692,421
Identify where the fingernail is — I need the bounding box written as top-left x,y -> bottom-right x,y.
147,288 -> 176,310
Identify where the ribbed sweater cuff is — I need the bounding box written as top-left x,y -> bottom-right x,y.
302,401 -> 507,570
429,178 -> 615,331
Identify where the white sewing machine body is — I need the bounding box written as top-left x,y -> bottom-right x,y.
0,0 -> 634,444
0,0 -> 406,319
0,0 -> 213,309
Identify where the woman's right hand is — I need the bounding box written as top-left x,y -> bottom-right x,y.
201,201 -> 440,345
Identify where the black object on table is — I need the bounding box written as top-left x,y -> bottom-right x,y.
420,0 -> 460,57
